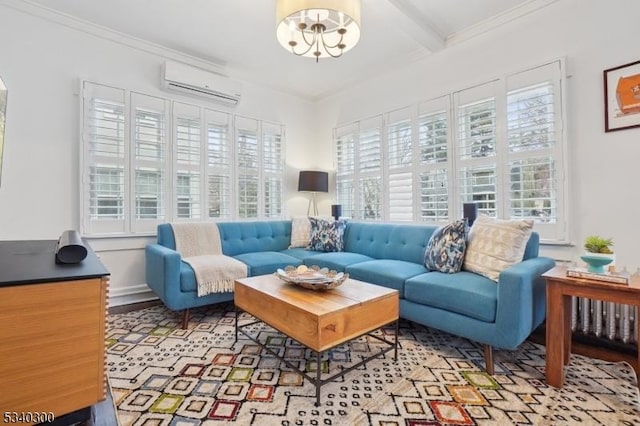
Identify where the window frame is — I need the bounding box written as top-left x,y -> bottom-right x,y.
334,59 -> 569,243
80,81 -> 286,236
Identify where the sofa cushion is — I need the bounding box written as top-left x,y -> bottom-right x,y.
404,271 -> 497,323
423,219 -> 467,273
289,216 -> 311,248
308,217 -> 347,252
233,251 -> 302,276
282,248 -> 324,261
302,252 -> 374,272
344,222 -> 433,265
346,260 -> 428,295
217,221 -> 292,256
463,215 -> 533,281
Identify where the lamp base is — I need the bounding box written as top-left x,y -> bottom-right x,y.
307,193 -> 318,216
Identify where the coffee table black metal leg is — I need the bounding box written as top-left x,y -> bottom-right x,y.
394,320 -> 399,361
315,351 -> 322,406
234,306 -> 239,343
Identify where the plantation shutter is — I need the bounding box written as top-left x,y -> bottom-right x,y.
82,82 -> 127,234
236,116 -> 259,219
386,107 -> 413,221
506,61 -> 566,241
130,92 -> 169,233
418,95 -> 451,222
262,121 -> 284,218
358,116 -> 382,220
454,81 -> 500,218
173,102 -> 203,220
335,123 -> 357,219
205,109 -> 232,219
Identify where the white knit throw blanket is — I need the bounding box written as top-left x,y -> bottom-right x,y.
171,222 -> 247,296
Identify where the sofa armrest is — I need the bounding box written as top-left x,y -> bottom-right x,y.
145,243 -> 183,309
494,256 -> 556,348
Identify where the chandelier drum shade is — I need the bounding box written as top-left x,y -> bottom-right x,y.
276,0 -> 362,62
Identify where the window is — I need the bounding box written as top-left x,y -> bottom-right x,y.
206,109 -> 232,219
81,82 -> 285,235
334,117 -> 383,221
174,103 -> 202,220
387,107 -> 413,222
334,59 -> 567,242
263,122 -> 285,218
131,93 -> 169,232
455,81 -> 499,218
418,97 -> 450,222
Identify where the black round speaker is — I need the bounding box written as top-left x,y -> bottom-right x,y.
55,230 -> 88,264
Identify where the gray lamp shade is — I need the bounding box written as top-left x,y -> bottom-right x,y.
298,171 -> 328,192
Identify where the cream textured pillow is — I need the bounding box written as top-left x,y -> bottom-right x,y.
462,215 -> 534,281
289,216 -> 312,248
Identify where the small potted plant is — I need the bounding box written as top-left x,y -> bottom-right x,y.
581,235 -> 614,273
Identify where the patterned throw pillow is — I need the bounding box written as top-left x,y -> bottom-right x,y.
308,217 -> 346,252
289,216 -> 312,248
462,215 -> 534,282
423,219 -> 468,273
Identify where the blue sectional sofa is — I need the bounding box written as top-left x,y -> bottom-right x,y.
145,220 -> 555,373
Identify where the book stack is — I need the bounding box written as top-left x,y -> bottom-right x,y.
566,267 -> 629,284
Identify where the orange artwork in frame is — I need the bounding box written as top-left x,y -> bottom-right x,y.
604,59 -> 640,132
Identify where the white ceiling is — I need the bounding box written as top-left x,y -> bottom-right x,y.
26,0 -> 557,100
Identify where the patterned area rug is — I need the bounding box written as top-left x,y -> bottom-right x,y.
107,304 -> 640,425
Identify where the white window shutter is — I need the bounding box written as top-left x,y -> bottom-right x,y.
173,102 -> 203,220
418,95 -> 451,222
205,109 -> 233,220
82,82 -> 127,235
262,122 -> 284,218
130,92 -> 169,233
387,107 -> 413,222
236,116 -> 259,219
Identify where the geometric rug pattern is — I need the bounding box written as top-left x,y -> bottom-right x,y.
107,303 -> 640,425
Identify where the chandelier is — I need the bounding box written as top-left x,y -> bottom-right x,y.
276,0 -> 362,62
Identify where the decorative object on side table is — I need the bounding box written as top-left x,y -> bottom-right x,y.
566,267 -> 629,285
275,265 -> 348,291
580,235 -> 615,274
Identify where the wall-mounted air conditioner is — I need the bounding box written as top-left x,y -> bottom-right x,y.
161,61 -> 242,107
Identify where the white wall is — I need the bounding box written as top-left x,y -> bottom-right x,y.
315,0 -> 640,270
0,3 -> 318,305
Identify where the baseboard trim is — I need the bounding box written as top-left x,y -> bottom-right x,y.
109,284 -> 158,307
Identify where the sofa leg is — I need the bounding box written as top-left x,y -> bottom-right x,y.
181,309 -> 190,329
484,345 -> 494,375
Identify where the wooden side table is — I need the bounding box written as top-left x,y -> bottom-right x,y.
543,266 -> 640,388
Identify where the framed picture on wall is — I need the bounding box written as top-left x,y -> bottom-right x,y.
604,59 -> 640,132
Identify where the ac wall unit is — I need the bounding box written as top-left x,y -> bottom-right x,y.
161,61 -> 242,106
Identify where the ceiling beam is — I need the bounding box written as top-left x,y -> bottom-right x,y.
378,0 -> 446,53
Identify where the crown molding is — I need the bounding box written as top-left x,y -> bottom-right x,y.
446,0 -> 560,47
1,0 -> 228,76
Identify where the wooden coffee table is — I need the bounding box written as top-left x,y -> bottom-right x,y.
234,274 -> 399,406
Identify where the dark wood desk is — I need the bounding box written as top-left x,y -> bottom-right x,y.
544,266 -> 640,388
0,240 -> 110,425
